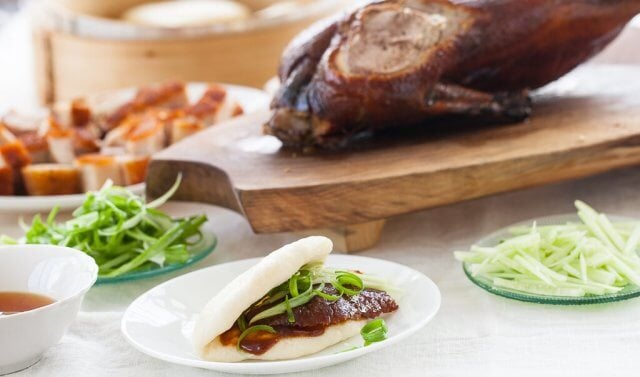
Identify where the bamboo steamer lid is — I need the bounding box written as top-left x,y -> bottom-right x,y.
33,0 -> 352,103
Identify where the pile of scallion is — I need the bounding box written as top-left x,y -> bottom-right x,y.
235,262 -> 393,350
0,176 -> 208,278
455,201 -> 640,297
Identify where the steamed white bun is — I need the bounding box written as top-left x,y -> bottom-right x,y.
122,0 -> 251,27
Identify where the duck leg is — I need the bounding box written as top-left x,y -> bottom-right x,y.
424,83 -> 531,121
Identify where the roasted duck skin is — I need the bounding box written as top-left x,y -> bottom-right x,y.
266,0 -> 640,148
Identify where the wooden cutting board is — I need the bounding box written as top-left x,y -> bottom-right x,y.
147,65 -> 640,251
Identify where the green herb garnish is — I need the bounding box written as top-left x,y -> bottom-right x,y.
234,264 -> 396,352
333,271 -> 364,296
236,314 -> 247,332
246,264 -> 395,325
237,325 -> 276,352
1,175 -> 208,278
360,319 -> 388,346
249,282 -> 317,324
284,295 -> 295,323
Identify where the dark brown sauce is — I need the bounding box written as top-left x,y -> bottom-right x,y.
219,285 -> 399,355
219,325 -> 325,355
0,291 -> 55,314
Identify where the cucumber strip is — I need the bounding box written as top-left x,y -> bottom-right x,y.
493,277 -> 584,297
579,253 -> 588,283
597,214 -> 625,252
586,251 -> 611,268
587,268 -> 616,286
561,263 -> 580,278
513,255 -> 555,286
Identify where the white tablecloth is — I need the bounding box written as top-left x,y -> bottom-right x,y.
3,11 -> 640,377
5,170 -> 640,377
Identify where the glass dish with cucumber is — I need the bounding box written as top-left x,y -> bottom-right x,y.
455,201 -> 640,304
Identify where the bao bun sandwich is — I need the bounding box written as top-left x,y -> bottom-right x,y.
192,236 -> 399,361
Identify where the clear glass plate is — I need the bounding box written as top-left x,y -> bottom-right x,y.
462,214 -> 640,305
96,232 -> 217,285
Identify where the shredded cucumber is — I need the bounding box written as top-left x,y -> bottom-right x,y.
455,201 -> 640,297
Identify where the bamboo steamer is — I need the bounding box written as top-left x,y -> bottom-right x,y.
32,0 -> 351,104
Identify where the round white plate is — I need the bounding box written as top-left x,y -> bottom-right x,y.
121,255 -> 441,375
0,83 -> 270,213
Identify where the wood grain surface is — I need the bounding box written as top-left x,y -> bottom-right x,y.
147,65 -> 640,243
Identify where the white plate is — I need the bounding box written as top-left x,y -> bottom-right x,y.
121,255 -> 441,375
0,83 -> 270,213
0,183 -> 145,213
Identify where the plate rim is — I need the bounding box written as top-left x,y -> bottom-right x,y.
461,212 -> 640,305
120,254 -> 441,374
0,183 -> 146,211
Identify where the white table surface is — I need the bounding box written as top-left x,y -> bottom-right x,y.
3,11 -> 640,377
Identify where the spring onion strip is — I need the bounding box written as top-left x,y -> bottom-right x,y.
146,174 -> 182,209
247,265 -> 397,324
263,290 -> 287,305
237,315 -> 247,332
455,201 -> 640,297
314,289 -> 342,301
333,271 -> 364,295
289,272 -> 300,297
284,295 -> 295,323
98,208 -> 146,236
0,176 -> 207,278
236,325 -> 276,352
248,283 -> 316,324
360,319 -> 388,346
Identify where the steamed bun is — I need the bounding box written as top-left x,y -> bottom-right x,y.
122,0 -> 251,27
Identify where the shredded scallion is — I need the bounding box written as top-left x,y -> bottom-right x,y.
236,325 -> 277,352
246,265 -> 395,325
360,319 -> 388,346
1,175 -> 208,278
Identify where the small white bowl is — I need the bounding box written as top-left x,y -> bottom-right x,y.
0,245 -> 98,375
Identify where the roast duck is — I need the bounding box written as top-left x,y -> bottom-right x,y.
265,0 -> 640,149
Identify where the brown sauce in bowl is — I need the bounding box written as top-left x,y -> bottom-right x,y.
0,291 -> 55,314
